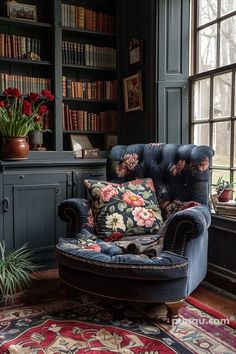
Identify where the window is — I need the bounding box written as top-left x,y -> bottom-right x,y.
190,0 -> 236,192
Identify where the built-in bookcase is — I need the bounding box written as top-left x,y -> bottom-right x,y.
0,0 -> 117,152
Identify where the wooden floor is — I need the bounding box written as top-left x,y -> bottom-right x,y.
191,286 -> 236,318
31,269 -> 236,319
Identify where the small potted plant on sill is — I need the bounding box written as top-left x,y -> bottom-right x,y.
0,242 -> 37,306
213,176 -> 235,202
0,88 -> 54,160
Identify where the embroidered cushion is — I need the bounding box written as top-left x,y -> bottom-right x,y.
84,178 -> 163,239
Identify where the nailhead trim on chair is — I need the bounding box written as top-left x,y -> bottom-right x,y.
60,277 -> 185,303
168,219 -> 195,255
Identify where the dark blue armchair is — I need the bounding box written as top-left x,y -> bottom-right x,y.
56,143 -> 214,323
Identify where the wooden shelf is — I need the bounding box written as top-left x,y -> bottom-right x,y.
62,64 -> 116,72
63,130 -> 117,134
0,1 -> 117,153
0,16 -> 52,29
62,27 -> 116,38
0,58 -> 52,66
63,97 -> 116,103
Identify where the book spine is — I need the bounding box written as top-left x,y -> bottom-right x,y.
62,3 -> 65,27
79,6 -> 85,29
85,44 -> 90,66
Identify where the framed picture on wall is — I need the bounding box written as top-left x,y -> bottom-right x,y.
123,71 -> 143,112
128,38 -> 143,67
70,134 -> 92,158
6,1 -> 37,22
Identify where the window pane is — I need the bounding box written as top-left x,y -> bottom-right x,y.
220,16 -> 236,66
235,73 -> 236,115
198,25 -> 217,72
233,173 -> 236,199
212,169 -> 230,192
234,123 -> 236,167
213,73 -> 232,118
193,124 -> 209,145
212,121 -> 231,166
221,0 -> 236,16
198,0 -> 217,26
193,79 -> 210,120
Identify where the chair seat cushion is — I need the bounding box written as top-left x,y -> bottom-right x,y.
56,237 -> 188,281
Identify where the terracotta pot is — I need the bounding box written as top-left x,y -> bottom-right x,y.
218,188 -> 233,202
1,136 -> 29,160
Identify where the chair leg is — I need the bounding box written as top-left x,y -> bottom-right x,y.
165,300 -> 184,325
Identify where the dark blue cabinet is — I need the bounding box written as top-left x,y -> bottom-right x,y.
0,159 -> 106,266
3,171 -> 70,259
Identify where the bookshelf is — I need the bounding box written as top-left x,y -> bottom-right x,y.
0,0 -> 117,153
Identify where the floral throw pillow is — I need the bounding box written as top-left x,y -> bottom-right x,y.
84,178 -> 163,239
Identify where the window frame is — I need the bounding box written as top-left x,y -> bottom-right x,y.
193,1 -> 236,74
190,0 -> 236,192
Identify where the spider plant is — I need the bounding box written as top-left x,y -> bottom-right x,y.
0,242 -> 37,303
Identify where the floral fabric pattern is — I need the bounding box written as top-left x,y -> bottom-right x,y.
84,178 -> 163,238
171,157 -> 210,176
161,199 -> 201,220
115,153 -> 139,177
171,160 -> 186,176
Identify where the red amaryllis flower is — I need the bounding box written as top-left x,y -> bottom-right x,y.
34,115 -> 41,122
22,100 -> 32,116
39,104 -> 48,115
41,89 -> 54,101
0,100 -> 5,107
27,92 -> 39,102
3,87 -> 21,97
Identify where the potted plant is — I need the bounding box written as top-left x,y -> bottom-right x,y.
0,87 -> 54,159
0,242 -> 37,305
213,176 -> 235,202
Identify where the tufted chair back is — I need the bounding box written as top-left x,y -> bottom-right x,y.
107,143 -> 214,210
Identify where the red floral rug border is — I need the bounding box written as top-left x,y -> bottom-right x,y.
187,296 -> 236,329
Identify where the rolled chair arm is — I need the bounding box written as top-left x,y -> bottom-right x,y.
163,205 -> 211,255
58,198 -> 94,238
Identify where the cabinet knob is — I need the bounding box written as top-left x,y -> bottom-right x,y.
19,175 -> 24,179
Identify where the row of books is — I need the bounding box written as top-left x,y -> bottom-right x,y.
0,34 -> 41,59
62,41 -> 116,69
0,73 -> 51,95
63,105 -> 117,132
62,3 -> 115,33
62,77 -> 117,100
215,200 -> 236,218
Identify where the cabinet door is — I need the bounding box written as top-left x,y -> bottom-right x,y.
3,171 -> 71,264
73,167 -> 106,198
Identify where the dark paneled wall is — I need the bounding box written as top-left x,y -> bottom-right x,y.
158,0 -> 190,144
117,0 -> 157,145
117,0 -> 190,145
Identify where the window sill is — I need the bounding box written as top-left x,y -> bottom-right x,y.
210,213 -> 236,234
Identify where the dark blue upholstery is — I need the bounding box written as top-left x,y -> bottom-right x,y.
56,143 -> 214,305
107,143 -> 212,205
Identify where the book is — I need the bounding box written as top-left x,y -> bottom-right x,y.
215,202 -> 236,217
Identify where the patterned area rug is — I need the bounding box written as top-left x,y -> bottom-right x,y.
0,294 -> 235,354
